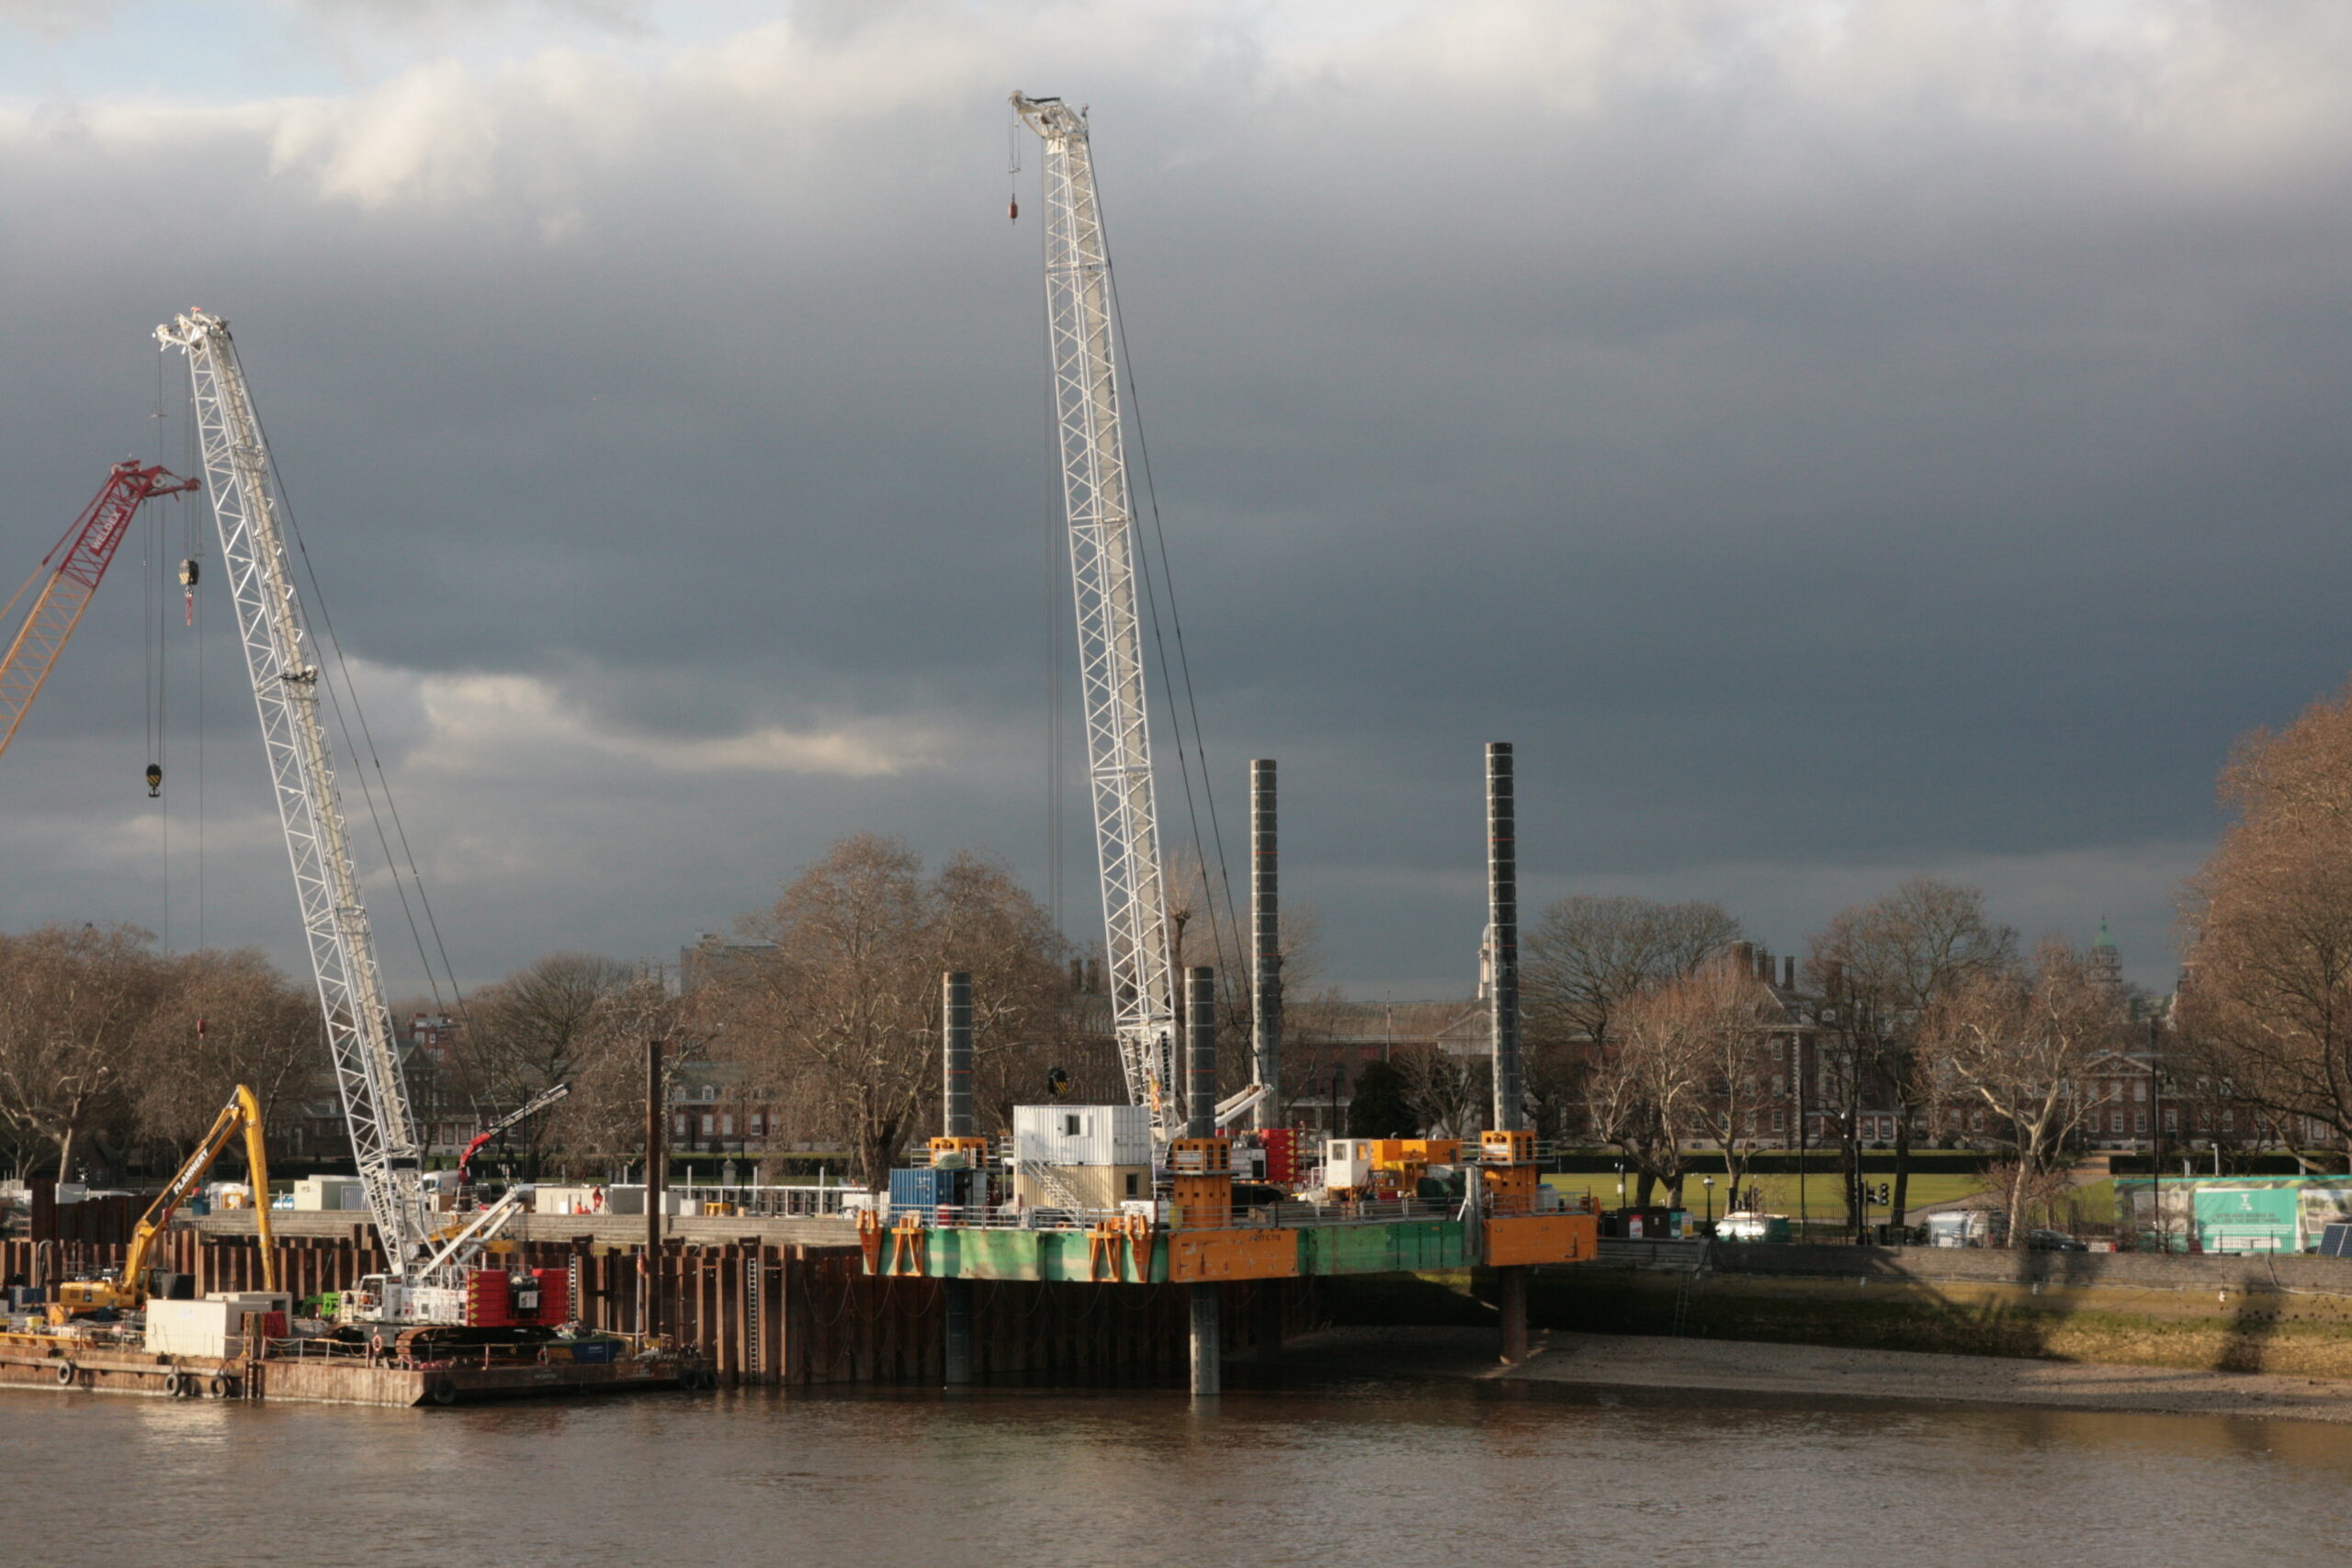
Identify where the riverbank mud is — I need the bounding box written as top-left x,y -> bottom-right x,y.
1266,1324 -> 2352,1424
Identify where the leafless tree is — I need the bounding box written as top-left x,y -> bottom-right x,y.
0,923 -> 164,1179
537,972 -> 709,1174
460,952 -> 634,1168
1523,896 -> 1741,1048
715,835 -> 1068,1190
1918,939 -> 2120,1245
1593,978 -> 1732,1207
2177,682 -> 2352,1165
1655,963 -> 1785,1206
133,948 -> 319,1160
1388,1043 -> 1487,1138
1807,876 -> 2017,1222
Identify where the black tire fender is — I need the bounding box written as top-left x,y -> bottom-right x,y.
429,1375 -> 459,1406
54,1360 -> 75,1386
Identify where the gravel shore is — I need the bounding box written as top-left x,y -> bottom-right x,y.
1265,1325 -> 2352,1424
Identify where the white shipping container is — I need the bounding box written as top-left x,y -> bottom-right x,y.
1012,1104 -> 1152,1168
145,1295 -> 285,1358
146,1300 -> 234,1357
534,1184 -> 595,1215
292,1176 -> 368,1212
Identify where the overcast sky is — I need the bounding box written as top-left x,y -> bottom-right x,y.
6,0 -> 2349,1000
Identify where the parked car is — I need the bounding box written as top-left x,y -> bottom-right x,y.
2025,1228 -> 2087,1252
1714,1212 -> 1792,1244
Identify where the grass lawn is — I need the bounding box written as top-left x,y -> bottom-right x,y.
1543,1170 -> 1997,1219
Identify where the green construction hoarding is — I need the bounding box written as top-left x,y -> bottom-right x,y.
2118,1178 -> 2352,1253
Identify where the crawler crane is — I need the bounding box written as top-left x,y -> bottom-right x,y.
1012,95 -> 1273,1150
155,311 -> 522,1337
1012,93 -> 1184,1142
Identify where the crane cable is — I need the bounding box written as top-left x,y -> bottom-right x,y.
220,334 -> 469,1035
1089,165 -> 1243,993
185,395 -> 207,953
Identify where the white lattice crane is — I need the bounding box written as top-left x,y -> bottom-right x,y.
156,310 -> 507,1322
1013,93 -> 1182,1142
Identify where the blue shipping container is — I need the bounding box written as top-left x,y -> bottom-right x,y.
889,1168 -> 975,1209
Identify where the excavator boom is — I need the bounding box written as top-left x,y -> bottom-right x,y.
56,1085 -> 273,1317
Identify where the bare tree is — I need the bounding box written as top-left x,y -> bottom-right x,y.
1656,963 -> 1785,1207
1808,876 -> 2018,1224
2177,682 -> 2352,1165
1388,1044 -> 1487,1138
134,948 -> 319,1159
1918,939 -> 2120,1245
1522,896 -> 1741,1047
1597,978 -> 1736,1207
0,923 -> 163,1179
537,973 -> 708,1175
717,836 -> 1067,1190
461,953 -> 634,1170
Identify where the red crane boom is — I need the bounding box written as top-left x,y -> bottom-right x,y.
0,460 -> 199,761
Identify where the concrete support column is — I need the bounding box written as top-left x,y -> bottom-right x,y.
1190,1283 -> 1222,1397
1186,964 -> 1220,1397
943,971 -> 975,1387
1250,759 -> 1282,1132
944,1280 -> 974,1388
1498,1261 -> 1529,1365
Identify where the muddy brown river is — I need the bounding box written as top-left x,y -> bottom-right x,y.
3,1377 -> 2345,1564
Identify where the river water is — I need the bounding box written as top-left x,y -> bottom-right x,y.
4,1377 -> 2346,1565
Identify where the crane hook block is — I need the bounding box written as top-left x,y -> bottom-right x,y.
1008,197 -> 1019,222
178,558 -> 199,588
145,762 -> 163,797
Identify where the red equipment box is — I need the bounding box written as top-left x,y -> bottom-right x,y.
1261,1129 -> 1302,1185
464,1268 -> 514,1327
529,1268 -> 571,1326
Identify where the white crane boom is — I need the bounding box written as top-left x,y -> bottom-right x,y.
1012,92 -> 1181,1141
155,310 -> 438,1290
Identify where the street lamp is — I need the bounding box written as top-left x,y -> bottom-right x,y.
1702,1175 -> 1715,1225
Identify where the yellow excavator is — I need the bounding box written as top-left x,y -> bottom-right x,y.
53,1085 -> 277,1319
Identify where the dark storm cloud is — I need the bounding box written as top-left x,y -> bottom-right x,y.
5,2 -> 2350,995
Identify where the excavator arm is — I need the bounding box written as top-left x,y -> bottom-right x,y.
59,1085 -> 274,1316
